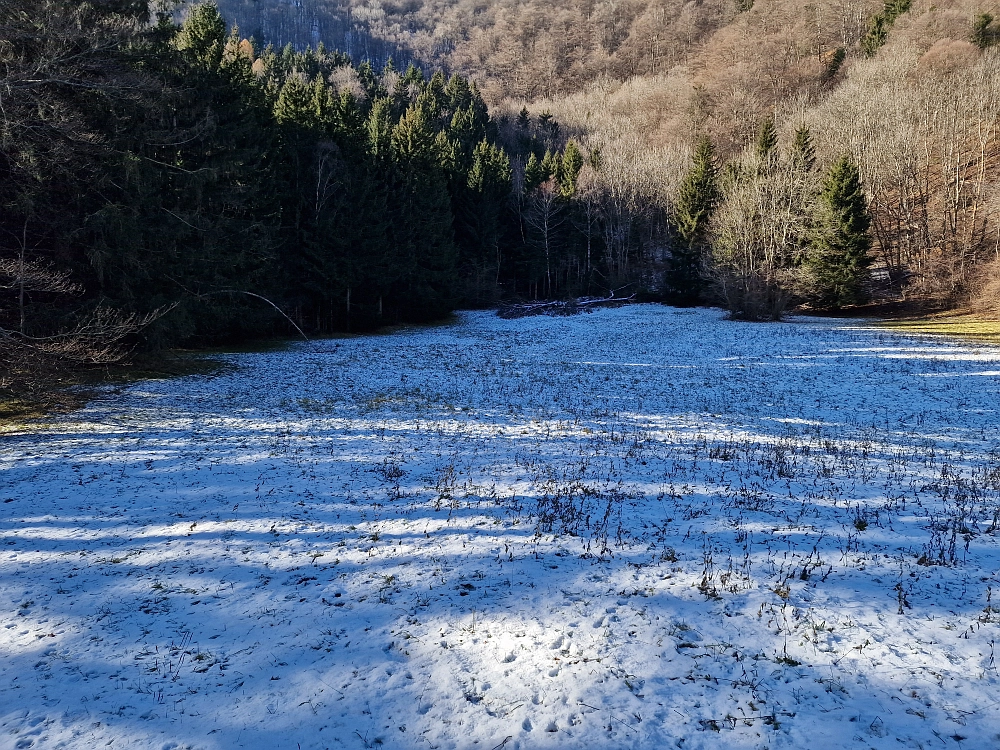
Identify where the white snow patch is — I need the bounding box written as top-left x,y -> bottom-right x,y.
2,306 -> 1000,749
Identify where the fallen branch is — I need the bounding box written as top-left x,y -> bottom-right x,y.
166,281 -> 309,341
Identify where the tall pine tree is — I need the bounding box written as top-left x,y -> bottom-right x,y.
388,102 -> 458,320
789,125 -> 816,172
755,117 -> 778,168
666,136 -> 717,306
806,156 -> 872,308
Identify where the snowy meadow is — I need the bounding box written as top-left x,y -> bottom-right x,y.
2,305 -> 1000,750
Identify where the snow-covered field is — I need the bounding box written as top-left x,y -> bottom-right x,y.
3,305 -> 1000,750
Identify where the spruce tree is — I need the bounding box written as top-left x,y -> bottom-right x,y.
176,2 -> 226,71
541,150 -> 561,181
560,141 -> 584,199
459,141 -> 513,302
367,97 -> 394,164
861,0 -> 912,56
789,125 -> 816,172
823,48 -> 846,80
389,103 -> 458,319
444,74 -> 472,112
666,136 -> 717,306
755,117 -> 777,168
973,14 -> 996,48
806,156 -> 872,308
516,107 -> 530,131
356,61 -> 383,100
523,152 -> 549,194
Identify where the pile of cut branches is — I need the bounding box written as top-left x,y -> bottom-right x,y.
498,294 -> 636,319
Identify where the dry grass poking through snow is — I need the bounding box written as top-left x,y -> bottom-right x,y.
873,313 -> 1000,345
2,306 -> 1000,750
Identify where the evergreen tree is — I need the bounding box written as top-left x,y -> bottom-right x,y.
536,112 -> 560,147
823,48 -> 847,80
806,156 -> 872,308
389,103 -> 458,319
356,60 -> 383,100
523,153 -> 548,194
444,74 -> 472,113
560,141 -> 584,199
973,14 -> 997,49
516,107 -> 531,131
666,136 -> 717,306
541,150 -> 561,186
789,125 -> 816,172
176,2 -> 226,71
1,3 -> 513,350
861,0 -> 912,56
367,97 -> 394,165
457,141 -> 513,303
861,15 -> 890,56
468,143 -> 513,198
449,105 -> 487,168
755,117 -> 777,168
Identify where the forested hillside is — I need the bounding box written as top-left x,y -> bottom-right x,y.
1,1 -> 516,395
213,0 -> 1000,315
3,0 -> 1000,398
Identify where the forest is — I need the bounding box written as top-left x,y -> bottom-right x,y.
2,0 -> 1000,397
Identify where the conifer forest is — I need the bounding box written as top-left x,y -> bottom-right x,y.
4,0 -> 1000,383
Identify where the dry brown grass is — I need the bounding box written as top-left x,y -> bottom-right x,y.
971,256 -> 1000,316
873,311 -> 1000,344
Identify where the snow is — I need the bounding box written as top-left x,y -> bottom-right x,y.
2,305 -> 1000,750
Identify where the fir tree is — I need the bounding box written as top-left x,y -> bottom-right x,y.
666,136 -> 717,306
523,152 -> 549,194
389,103 -> 458,319
823,48 -> 846,80
175,2 -> 226,71
273,75 -> 315,128
560,141 -> 584,199
541,150 -> 561,186
468,142 -> 512,197
861,0 -> 912,56
356,60 -> 383,100
789,125 -> 816,172
973,14 -> 997,49
444,74 -> 472,112
367,97 -> 394,164
806,156 -> 872,308
458,141 -> 513,303
755,117 -> 777,168
392,103 -> 437,163
516,107 -> 530,131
